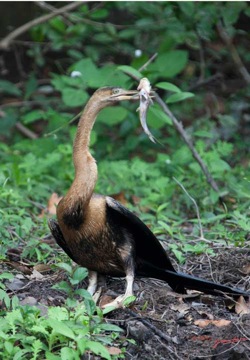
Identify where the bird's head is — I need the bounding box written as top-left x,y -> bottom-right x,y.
94,87 -> 140,105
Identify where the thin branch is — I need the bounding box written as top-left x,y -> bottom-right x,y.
0,2 -> 83,50
153,92 -> 220,193
173,177 -> 205,240
15,122 -> 38,140
217,21 -> 250,85
36,1 -> 74,26
138,53 -> 158,72
121,69 -> 220,194
188,73 -> 223,91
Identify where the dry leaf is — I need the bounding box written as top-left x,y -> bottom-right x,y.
235,296 -> 250,315
34,264 -> 51,273
194,319 -> 231,328
170,303 -> 190,315
39,192 -> 62,217
110,192 -> 127,205
99,295 -> 114,308
28,269 -> 44,280
241,263 -> 250,275
107,347 -> 122,355
5,261 -> 32,275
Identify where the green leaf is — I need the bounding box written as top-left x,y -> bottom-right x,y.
75,288 -> 93,300
97,106 -> 128,125
56,262 -> 72,273
49,18 -> 66,33
150,50 -> 188,78
156,82 -> 181,93
194,130 -> 214,138
166,92 -> 194,104
0,80 -> 22,96
62,88 -> 88,107
0,272 -> 14,280
45,352 -> 62,360
70,58 -> 100,88
49,319 -> 75,340
148,106 -> 172,127
61,347 -> 77,360
178,2 -> 195,16
122,295 -> 136,307
21,110 -> 46,124
90,8 -> 108,19
72,267 -> 88,282
118,65 -> 142,80
98,323 -> 123,332
85,340 -> 111,360
84,298 -> 96,316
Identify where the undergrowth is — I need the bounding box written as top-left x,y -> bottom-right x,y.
0,2 -> 250,359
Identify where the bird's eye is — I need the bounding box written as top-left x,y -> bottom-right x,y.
112,88 -> 121,95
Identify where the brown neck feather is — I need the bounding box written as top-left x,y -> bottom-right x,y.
62,92 -> 106,208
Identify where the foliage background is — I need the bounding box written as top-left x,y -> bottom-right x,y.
0,2 -> 250,358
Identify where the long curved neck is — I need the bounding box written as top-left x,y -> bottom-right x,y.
73,95 -> 102,174
66,94 -> 106,206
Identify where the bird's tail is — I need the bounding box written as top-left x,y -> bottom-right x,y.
138,264 -> 249,299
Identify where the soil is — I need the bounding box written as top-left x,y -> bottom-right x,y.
3,243 -> 250,360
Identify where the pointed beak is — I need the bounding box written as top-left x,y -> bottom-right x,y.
110,89 -> 139,101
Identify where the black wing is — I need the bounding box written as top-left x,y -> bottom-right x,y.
48,218 -> 77,262
106,196 -> 176,272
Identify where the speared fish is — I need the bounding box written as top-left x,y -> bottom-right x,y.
137,77 -> 155,143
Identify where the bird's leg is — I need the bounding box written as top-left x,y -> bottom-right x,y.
87,271 -> 106,304
102,271 -> 135,309
102,254 -> 135,309
87,270 -> 98,295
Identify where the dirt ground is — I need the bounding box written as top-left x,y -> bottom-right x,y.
3,242 -> 250,360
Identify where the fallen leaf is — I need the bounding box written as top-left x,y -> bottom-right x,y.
28,269 -> 44,280
39,192 -> 62,217
34,264 -> 51,273
5,261 -> 32,275
107,347 -> 122,355
194,319 -> 231,328
99,295 -> 114,308
241,263 -> 250,275
235,296 -> 250,315
110,191 -> 127,205
20,296 -> 37,306
170,303 -> 190,315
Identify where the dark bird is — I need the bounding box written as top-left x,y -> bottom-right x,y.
49,87 -> 248,307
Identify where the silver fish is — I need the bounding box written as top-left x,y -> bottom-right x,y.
137,78 -> 155,143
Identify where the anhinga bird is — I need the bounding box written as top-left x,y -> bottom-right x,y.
49,87 -> 249,307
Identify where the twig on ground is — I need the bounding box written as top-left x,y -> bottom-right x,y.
217,21 -> 250,85
125,309 -> 178,344
173,177 -> 205,240
0,2 -> 83,50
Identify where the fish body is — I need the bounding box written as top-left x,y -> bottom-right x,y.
137,78 -> 155,143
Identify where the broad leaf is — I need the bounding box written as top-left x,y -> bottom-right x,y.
49,319 -> 75,340
149,50 -> 188,78
166,92 -> 194,104
97,106 -> 128,125
85,340 -> 111,360
156,82 -> 181,93
62,88 -> 88,107
118,65 -> 142,80
0,80 -> 22,96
